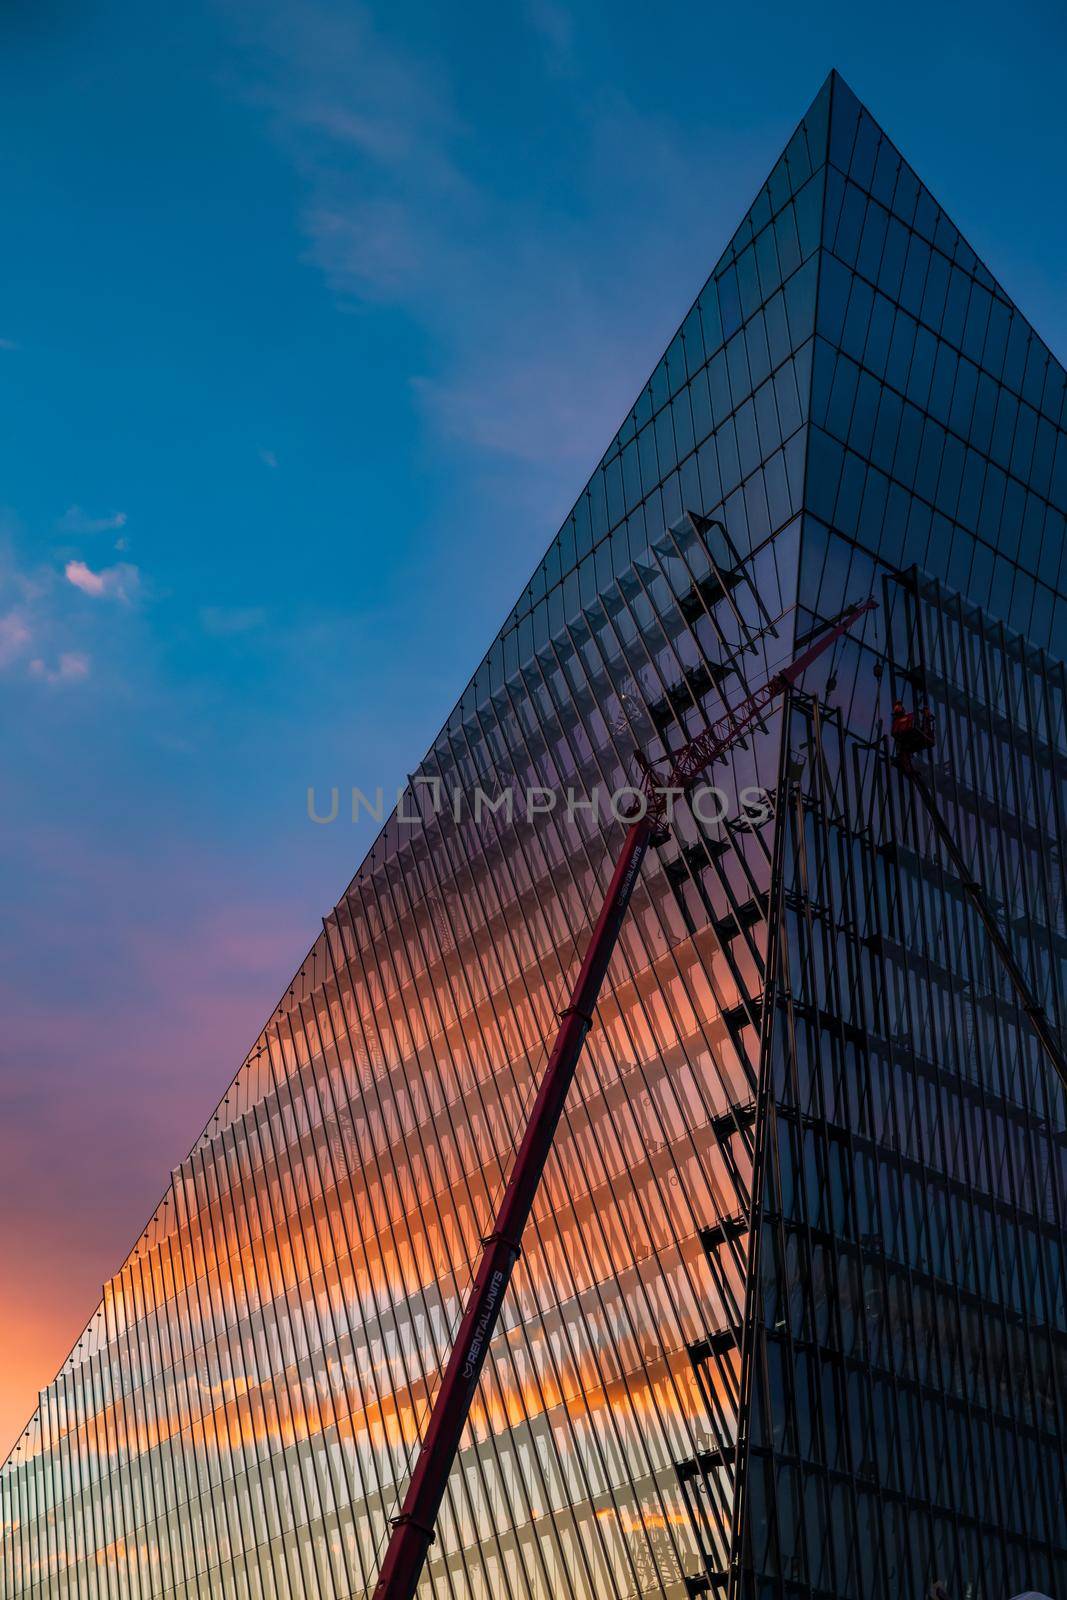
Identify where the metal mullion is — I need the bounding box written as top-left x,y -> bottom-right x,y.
37,1382 -> 57,1597
27,1421 -> 42,1598
952,613 -> 1033,1171
144,1228 -> 209,1593
454,732 -> 723,1593
84,1344 -> 113,1600
533,618 -> 758,1411
131,1242 -> 211,1600
539,619 -> 751,1229
908,591 -> 1006,1544
313,918 -> 443,1593
179,1134 -> 266,1586
505,640 -> 764,1561
281,1030 -> 390,1546
653,517 -> 756,692
592,567 -> 773,1079
30,1420 -> 46,1599
310,950 -> 463,1585
876,698 -> 935,1498
619,540 -> 780,904
229,1070 -> 333,1600
147,1203 -> 217,1600
351,858 -> 528,1600
52,1363 -> 82,1600
47,1364 -> 71,1596
1034,659 -> 1067,1015
62,1349 -> 95,1600
971,616 -> 1063,1542
444,706 -> 679,1600
778,759 -> 829,1486
186,1127 -> 299,1600
0,1434 -> 14,1597
725,707 -> 800,1600
40,1380 -> 64,1599
25,1429 -> 41,1599
678,1458 -> 725,1575
105,1262 -> 176,1600
969,614 -> 1029,1078
325,888 -> 470,1600
234,1089 -> 335,1597
90,1319 -> 123,1600
290,983 -> 435,1599
59,1362 -> 89,1600
491,655 -> 728,1585
225,1075 -> 334,1600
454,690 -> 699,1584
171,1139 -> 259,1600
15,1436 -> 35,1599
797,709 -> 848,1086
924,606 -> 1003,1142
577,584 -> 767,1119
836,735 -> 896,1390
383,780 -> 582,1600
395,794 -> 636,1600
175,1137 -> 270,1600
274,1000 -> 386,1600
970,618 -> 1048,1358
59,1354 -> 85,1592
1014,652 -> 1064,1049
661,512 -> 781,671
1024,658 -> 1067,1304
90,1330 -> 126,1600
819,727 -> 900,1600
303,934 -> 508,1600
68,1346 -> 99,1600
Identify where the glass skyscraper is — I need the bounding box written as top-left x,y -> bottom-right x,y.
3,71 -> 1065,1600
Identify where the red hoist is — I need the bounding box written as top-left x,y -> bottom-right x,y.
372,597 -> 877,1600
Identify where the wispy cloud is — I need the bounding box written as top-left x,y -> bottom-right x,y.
228,0 -> 737,519
304,197 -> 430,300
0,611 -> 32,668
258,447 -> 279,469
29,652 -> 91,686
64,559 -> 139,602
0,338 -> 19,353
58,506 -> 128,536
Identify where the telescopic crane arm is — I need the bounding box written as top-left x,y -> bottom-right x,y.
372,597 -> 875,1600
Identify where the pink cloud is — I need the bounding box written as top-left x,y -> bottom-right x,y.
64,560 -> 105,595
0,610 -> 31,667
29,651 -> 90,685
64,559 -> 139,602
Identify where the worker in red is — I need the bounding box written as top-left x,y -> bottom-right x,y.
891,698 -> 913,739
891,697 -> 935,762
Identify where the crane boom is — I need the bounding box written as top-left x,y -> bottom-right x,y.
372,597 -> 874,1600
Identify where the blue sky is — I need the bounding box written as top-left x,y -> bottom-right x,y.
1,0 -> 1065,1451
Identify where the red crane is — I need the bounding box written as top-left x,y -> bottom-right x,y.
372,597 -> 876,1600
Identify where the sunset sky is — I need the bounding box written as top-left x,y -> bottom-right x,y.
2,0 -> 1065,1458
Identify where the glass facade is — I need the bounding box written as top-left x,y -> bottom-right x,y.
2,73 -> 1064,1600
